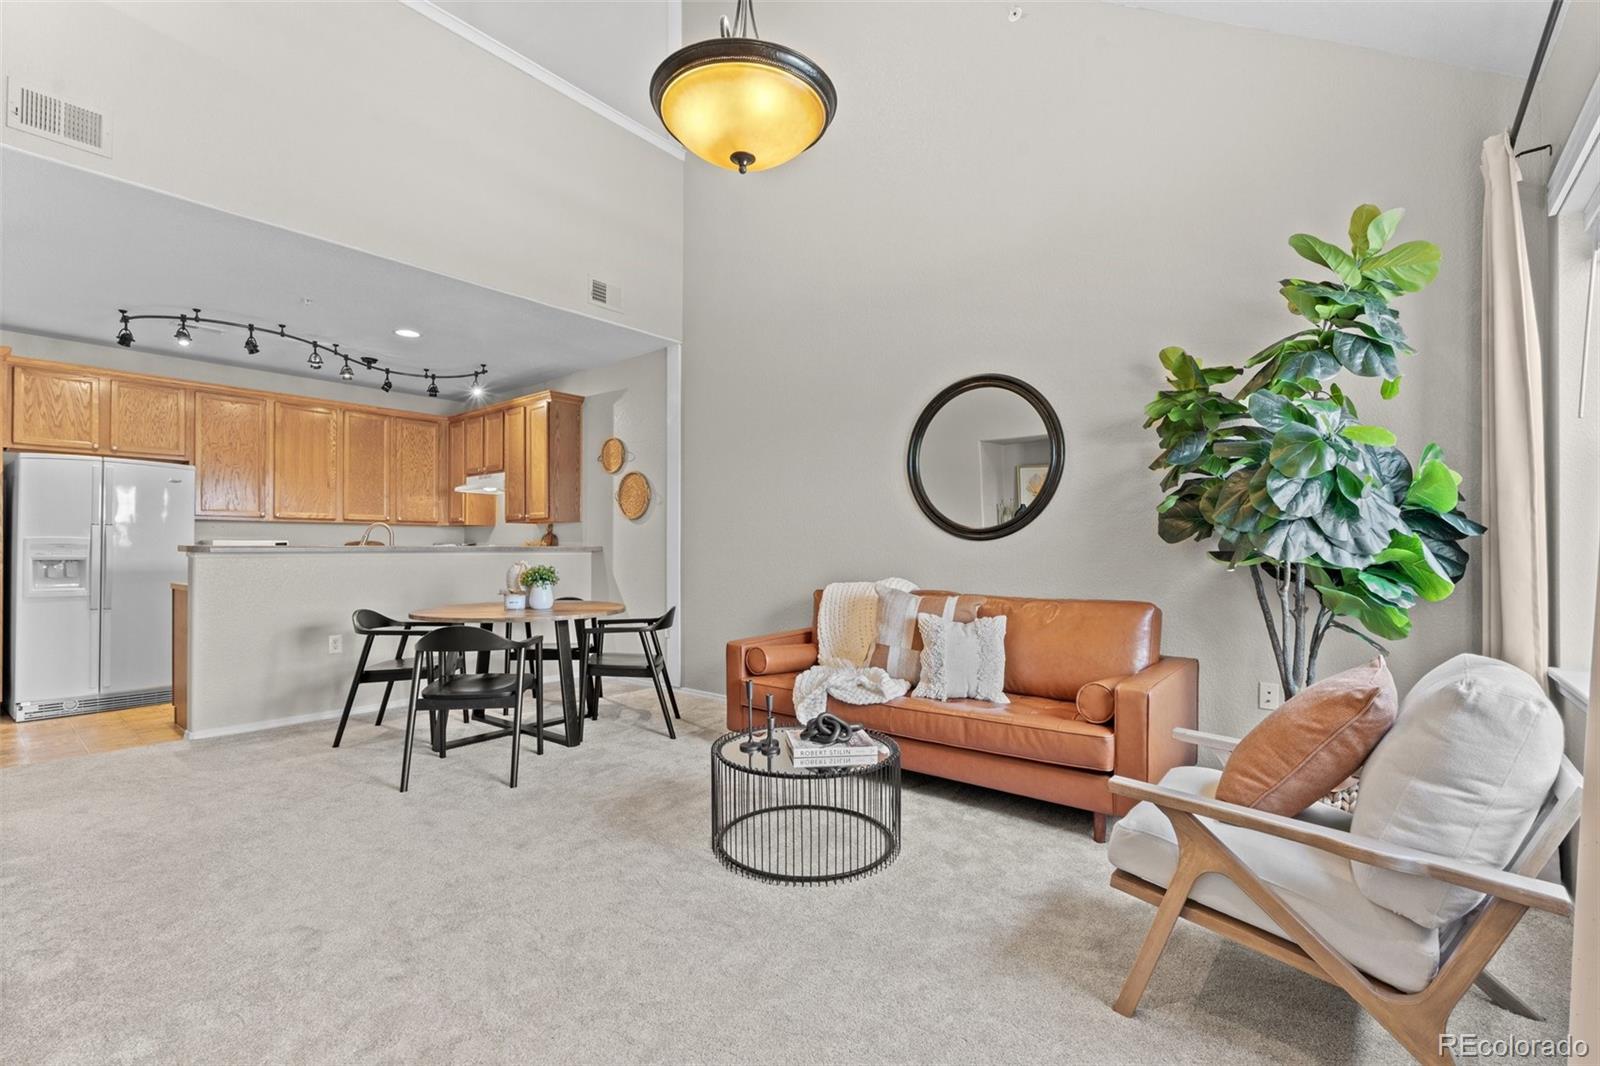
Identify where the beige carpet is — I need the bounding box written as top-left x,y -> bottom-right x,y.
0,687 -> 1573,1065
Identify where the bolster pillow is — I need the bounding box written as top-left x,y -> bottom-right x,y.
745,643 -> 820,676
1076,675 -> 1128,724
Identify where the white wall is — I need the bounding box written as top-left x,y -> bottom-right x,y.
481,349 -> 668,623
680,1 -> 1519,737
0,0 -> 684,342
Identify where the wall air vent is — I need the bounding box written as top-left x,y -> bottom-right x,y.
6,79 -> 111,157
589,277 -> 621,312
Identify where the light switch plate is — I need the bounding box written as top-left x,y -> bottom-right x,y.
1258,681 -> 1282,711
328,634 -> 343,655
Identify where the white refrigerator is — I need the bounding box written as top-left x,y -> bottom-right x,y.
6,453 -> 195,721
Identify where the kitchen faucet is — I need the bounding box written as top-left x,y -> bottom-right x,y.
355,521 -> 394,547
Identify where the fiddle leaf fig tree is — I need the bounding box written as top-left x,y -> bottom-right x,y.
1147,205 -> 1484,696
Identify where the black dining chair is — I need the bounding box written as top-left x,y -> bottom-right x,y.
333,609 -> 443,748
584,607 -> 680,738
400,626 -> 544,793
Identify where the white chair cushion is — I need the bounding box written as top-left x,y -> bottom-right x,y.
1351,654 -> 1563,928
1108,766 -> 1444,994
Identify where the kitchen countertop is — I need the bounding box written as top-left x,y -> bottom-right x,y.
180,544 -> 601,555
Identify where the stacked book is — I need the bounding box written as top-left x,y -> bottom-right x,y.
781,727 -> 888,769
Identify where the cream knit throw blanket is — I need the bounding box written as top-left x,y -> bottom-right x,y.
795,578 -> 914,723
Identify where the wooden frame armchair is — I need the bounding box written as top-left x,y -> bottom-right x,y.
1108,728 -> 1581,1066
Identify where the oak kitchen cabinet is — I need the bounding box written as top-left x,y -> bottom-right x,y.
9,363 -> 103,452
273,401 -> 341,521
193,390 -> 271,519
107,378 -> 189,460
341,409 -> 391,523
392,417 -> 445,525
3,354 -> 585,530
502,393 -> 582,525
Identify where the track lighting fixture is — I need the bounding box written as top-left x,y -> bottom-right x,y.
113,307 -> 487,394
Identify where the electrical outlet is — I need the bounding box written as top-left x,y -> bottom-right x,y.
1258,681 -> 1282,711
328,634 -> 343,655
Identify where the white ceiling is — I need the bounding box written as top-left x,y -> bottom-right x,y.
1109,1 -> 1553,77
0,148 -> 665,398
434,0 -> 677,132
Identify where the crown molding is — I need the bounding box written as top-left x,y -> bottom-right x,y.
401,0 -> 686,162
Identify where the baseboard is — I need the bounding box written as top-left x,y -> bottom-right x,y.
184,679 -> 683,741
185,702 -> 382,741
674,685 -> 724,702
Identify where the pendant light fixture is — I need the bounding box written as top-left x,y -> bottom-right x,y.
650,0 -> 835,174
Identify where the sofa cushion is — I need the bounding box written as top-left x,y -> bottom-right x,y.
1217,658 -> 1397,816
869,589 -> 984,684
742,673 -> 1113,772
976,597 -> 1160,700
744,642 -> 819,676
912,614 -> 1008,702
1109,766 -> 1445,994
1351,654 -> 1563,928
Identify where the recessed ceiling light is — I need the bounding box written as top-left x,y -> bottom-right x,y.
393,328 -> 421,339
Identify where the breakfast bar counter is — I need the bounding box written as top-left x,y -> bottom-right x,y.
178,544 -> 607,738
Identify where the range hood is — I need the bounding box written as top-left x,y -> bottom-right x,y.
454,472 -> 505,495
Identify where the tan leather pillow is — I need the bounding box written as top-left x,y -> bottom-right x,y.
1216,658 -> 1398,815
1076,675 -> 1127,724
745,643 -> 819,676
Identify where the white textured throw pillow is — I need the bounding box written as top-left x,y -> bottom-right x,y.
1350,654 -> 1563,928
912,614 -> 1008,703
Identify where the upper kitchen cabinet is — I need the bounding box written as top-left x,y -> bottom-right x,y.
193,390 -> 271,519
107,378 -> 190,460
8,363 -> 102,452
272,401 -> 341,521
392,417 -> 445,525
446,417 -> 495,526
481,409 -> 505,473
504,392 -> 582,525
460,409 -> 506,476
341,410 -> 391,523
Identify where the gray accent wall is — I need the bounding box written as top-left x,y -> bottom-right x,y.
680,1 -> 1520,736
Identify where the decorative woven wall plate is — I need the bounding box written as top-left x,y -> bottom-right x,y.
599,437 -> 626,473
618,471 -> 651,519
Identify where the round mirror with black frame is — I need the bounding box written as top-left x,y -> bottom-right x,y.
906,374 -> 1065,540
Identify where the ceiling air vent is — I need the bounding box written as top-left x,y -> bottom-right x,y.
6,79 -> 111,156
589,276 -> 621,312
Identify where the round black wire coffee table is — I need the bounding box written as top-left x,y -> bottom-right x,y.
710,730 -> 901,885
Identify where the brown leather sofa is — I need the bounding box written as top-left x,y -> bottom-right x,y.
726,592 -> 1199,842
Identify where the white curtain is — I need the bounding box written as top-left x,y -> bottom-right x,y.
1480,133 -> 1549,679
1574,559 -> 1600,1063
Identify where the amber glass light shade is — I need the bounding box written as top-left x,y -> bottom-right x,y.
651,38 -> 835,174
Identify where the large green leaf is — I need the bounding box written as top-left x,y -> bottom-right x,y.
1314,584 -> 1413,640
1332,330 -> 1399,378
1209,468 -> 1267,532
1358,569 -> 1418,608
1404,456 -> 1459,513
1365,208 -> 1404,254
1157,498 -> 1211,543
1254,517 -> 1329,565
1267,470 -> 1333,518
1373,532 -> 1454,600
1289,234 -> 1363,287
1269,423 -> 1335,478
1340,424 -> 1396,446
1335,465 -> 1369,499
1362,240 -> 1441,293
1348,204 -> 1381,257
1278,347 -> 1342,383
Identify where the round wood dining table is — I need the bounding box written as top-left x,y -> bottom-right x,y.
409,600 -> 624,747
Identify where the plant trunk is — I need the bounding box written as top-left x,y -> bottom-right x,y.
1251,563 -> 1322,698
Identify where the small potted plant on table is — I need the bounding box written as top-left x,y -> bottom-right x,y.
520,564 -> 559,610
